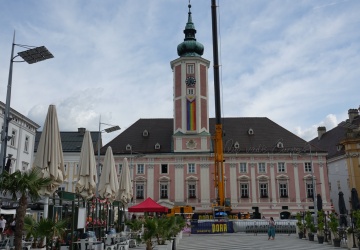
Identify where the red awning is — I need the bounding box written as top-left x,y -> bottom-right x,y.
128,197 -> 168,213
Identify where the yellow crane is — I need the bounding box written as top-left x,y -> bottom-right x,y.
211,0 -> 231,214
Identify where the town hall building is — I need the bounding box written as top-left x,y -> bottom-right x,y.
102,4 -> 330,219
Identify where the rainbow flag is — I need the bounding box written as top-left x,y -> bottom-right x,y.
187,100 -> 196,130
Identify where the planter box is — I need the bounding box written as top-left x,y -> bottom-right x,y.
347,233 -> 358,249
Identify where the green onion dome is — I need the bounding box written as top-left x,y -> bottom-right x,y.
177,4 -> 204,57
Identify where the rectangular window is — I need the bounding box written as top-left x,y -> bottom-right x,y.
10,129 -> 16,147
187,64 -> 195,74
279,183 -> 288,197
22,162 -> 29,171
239,163 -> 247,173
136,184 -> 144,199
64,164 -> 67,173
241,183 -> 249,198
278,162 -> 285,172
307,183 -> 314,198
161,164 -> 168,174
160,184 -> 168,199
187,88 -> 195,95
137,164 -> 144,174
24,136 -> 30,153
305,162 -> 312,172
118,164 -> 123,174
258,163 -> 266,173
188,163 -> 196,174
188,184 -> 196,198
260,183 -> 268,198
337,180 -> 341,190
58,186 -> 65,191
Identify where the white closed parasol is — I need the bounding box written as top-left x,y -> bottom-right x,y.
98,146 -> 119,202
33,104 -> 65,196
75,130 -> 97,200
117,157 -> 133,204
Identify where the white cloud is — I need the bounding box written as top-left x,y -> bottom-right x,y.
1,0 -> 359,145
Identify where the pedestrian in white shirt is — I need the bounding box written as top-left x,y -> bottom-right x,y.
0,216 -> 6,240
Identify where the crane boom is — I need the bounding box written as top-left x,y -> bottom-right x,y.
211,0 -> 230,211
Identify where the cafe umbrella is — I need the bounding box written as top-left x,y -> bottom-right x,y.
339,191 -> 348,227
98,146 -> 119,202
75,130 -> 98,200
317,194 -> 323,211
33,105 -> 65,217
351,188 -> 360,210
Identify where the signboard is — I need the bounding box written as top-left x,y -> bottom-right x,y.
191,221 -> 234,234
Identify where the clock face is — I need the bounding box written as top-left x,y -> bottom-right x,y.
186,76 -> 196,87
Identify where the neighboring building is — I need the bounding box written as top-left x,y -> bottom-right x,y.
102,5 -> 330,219
310,108 -> 360,213
34,128 -> 100,192
0,101 -> 40,173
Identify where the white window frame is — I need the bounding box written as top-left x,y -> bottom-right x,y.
279,182 -> 288,198
239,163 -> 247,173
160,183 -> 168,199
306,182 -> 314,198
10,129 -> 16,147
22,161 -> 29,171
24,135 -> 30,153
136,183 -> 145,199
137,164 -> 145,174
187,64 -> 195,74
188,163 -> 196,174
188,183 -> 196,198
258,163 -> 266,173
259,183 -> 268,198
240,183 -> 249,198
277,162 -> 286,173
305,162 -> 312,173
187,88 -> 195,95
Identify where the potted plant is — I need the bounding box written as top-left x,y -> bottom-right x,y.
125,218 -> 143,245
352,210 -> 360,248
296,212 -> 305,239
305,211 -> 315,241
142,216 -> 158,250
317,210 -> 325,244
155,216 -> 176,250
328,213 -> 341,247
24,216 -> 68,249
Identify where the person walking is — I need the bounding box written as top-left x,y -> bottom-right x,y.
0,216 -> 6,240
268,217 -> 276,240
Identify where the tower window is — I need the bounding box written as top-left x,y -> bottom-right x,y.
187,88 -> 195,95
187,64 -> 195,74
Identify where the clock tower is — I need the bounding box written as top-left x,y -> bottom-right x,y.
170,4 -> 211,153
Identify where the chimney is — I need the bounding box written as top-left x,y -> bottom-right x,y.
317,126 -> 326,140
348,109 -> 359,123
78,127 -> 86,135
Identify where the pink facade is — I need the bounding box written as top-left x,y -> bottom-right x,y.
123,152 -> 330,219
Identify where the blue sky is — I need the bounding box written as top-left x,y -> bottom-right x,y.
0,0 -> 359,144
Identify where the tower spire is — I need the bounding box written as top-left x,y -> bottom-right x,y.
177,2 -> 204,57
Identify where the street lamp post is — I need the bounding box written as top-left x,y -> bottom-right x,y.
96,116 -> 120,195
0,32 -> 53,173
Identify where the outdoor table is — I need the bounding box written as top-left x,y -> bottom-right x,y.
73,239 -> 104,250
